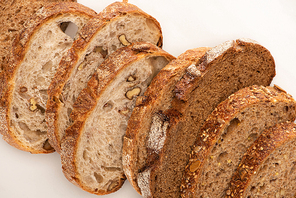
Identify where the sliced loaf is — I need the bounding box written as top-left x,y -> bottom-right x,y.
0,2 -> 96,153
46,1 -> 163,153
123,38 -> 276,197
227,122 -> 296,198
181,85 -> 296,198
61,42 -> 175,195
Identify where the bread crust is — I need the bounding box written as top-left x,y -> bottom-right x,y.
0,2 -> 96,154
122,47 -> 210,194
226,122 -> 296,198
46,1 -> 164,153
181,85 -> 296,197
60,42 -> 175,195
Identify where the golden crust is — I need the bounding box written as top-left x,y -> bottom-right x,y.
46,1 -> 164,153
0,2 -> 96,154
60,42 -> 174,195
180,85 -> 296,198
227,122 -> 296,198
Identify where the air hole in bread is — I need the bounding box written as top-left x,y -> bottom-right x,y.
107,181 -> 119,191
43,139 -> 53,150
42,60 -> 53,72
59,21 -> 78,39
103,101 -> 114,112
94,172 -> 103,183
46,30 -> 52,40
247,132 -> 258,142
102,166 -> 121,172
217,152 -> 228,163
93,46 -> 108,58
146,18 -> 157,31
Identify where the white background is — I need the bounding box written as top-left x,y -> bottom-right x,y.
1,0 -> 296,197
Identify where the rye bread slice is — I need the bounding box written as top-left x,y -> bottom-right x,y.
0,0 -> 77,73
181,85 -> 296,198
46,1 -> 163,153
227,122 -> 296,198
122,38 -> 276,197
0,2 -> 96,154
61,42 -> 175,195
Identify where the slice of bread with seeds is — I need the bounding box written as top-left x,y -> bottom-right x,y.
46,1 -> 163,153
181,85 -> 296,198
227,122 -> 296,198
122,39 -> 276,198
60,42 -> 174,195
0,2 -> 96,153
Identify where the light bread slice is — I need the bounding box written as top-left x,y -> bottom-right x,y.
0,2 -> 96,153
0,0 -> 77,73
61,42 -> 175,195
46,1 -> 163,153
181,85 -> 296,198
227,122 -> 296,198
122,39 -> 276,197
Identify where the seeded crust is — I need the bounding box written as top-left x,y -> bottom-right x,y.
0,0 -> 77,73
227,122 -> 296,198
46,1 -> 163,153
123,38 -> 276,197
60,42 -> 174,195
122,47 -> 210,194
181,85 -> 296,198
0,2 -> 96,154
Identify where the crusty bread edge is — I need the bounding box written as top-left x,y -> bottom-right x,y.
180,85 -> 296,198
122,47 -> 210,194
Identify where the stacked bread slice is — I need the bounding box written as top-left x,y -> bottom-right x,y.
122,38 -> 276,198
227,122 -> 296,198
61,42 -> 174,195
46,1 -> 163,153
0,2 -> 97,153
181,85 -> 296,198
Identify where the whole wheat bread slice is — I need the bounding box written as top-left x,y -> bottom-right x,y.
46,1 -> 163,153
0,2 -> 96,153
0,0 -> 77,73
227,122 -> 296,198
181,85 -> 296,198
122,38 -> 276,197
61,42 -> 175,195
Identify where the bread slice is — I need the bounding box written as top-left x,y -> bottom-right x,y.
122,47 -> 210,194
227,122 -> 296,198
60,42 -> 175,195
46,1 -> 163,153
0,0 -> 77,73
181,85 -> 296,198
122,38 -> 276,197
0,2 -> 96,154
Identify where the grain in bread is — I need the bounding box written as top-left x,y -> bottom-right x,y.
0,2 -> 96,153
181,85 -> 296,198
123,38 -> 276,197
227,122 -> 296,198
61,42 -> 175,195
46,1 -> 163,153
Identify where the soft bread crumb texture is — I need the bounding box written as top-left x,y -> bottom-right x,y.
244,138 -> 296,198
74,56 -> 169,193
9,14 -> 88,151
56,14 -> 162,148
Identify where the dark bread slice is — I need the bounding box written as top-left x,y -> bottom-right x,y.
0,2 -> 96,153
46,1 -> 163,153
123,38 -> 276,197
60,42 -> 175,195
227,122 -> 296,198
181,85 -> 296,198
0,0 -> 77,72
122,47 -> 210,194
